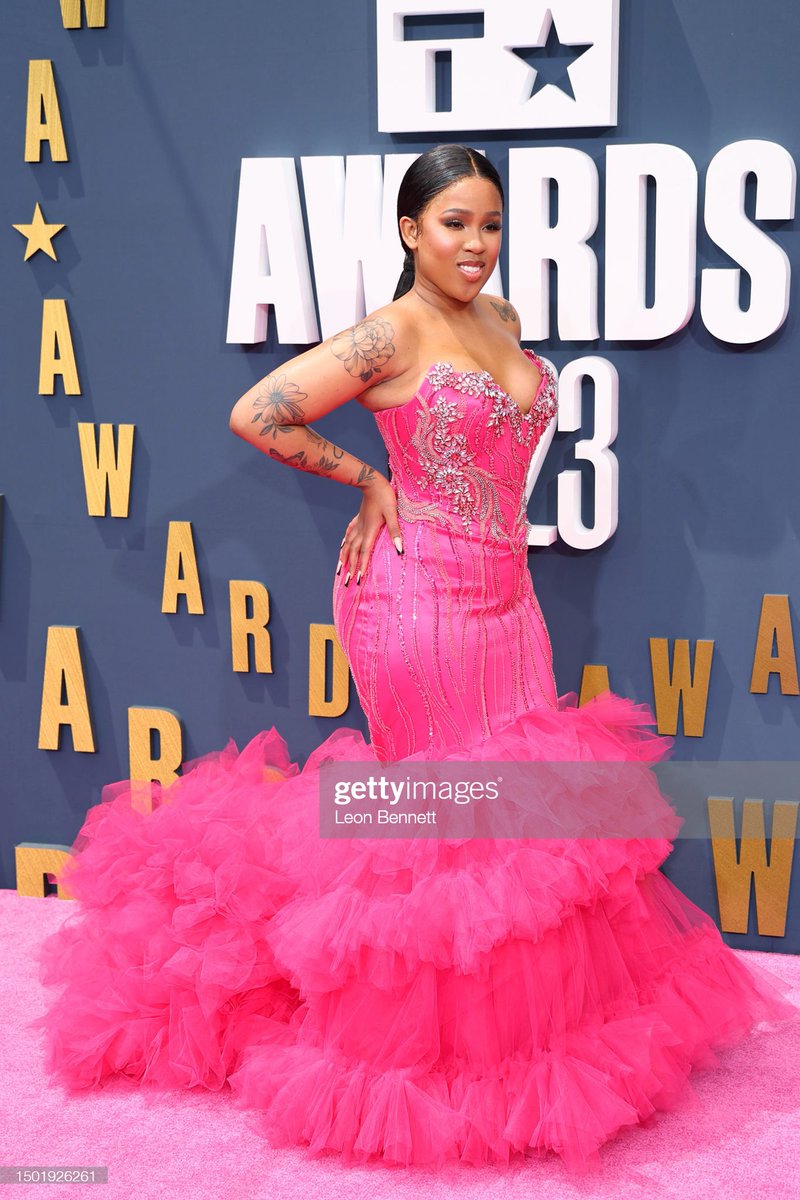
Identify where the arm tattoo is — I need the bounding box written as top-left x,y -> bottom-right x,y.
250,373 -> 308,438
490,299 -> 518,323
264,425 -> 376,488
306,428 -> 344,458
249,365 -> 378,488
331,317 -> 396,382
268,444 -> 342,478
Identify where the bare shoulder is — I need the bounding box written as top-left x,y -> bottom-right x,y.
479,292 -> 522,341
330,298 -> 417,386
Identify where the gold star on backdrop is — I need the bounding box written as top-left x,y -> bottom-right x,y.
13,202 -> 66,261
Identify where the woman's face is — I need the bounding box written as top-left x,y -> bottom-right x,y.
401,174 -> 503,300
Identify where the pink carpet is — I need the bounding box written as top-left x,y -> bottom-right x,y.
3,888 -> 798,1200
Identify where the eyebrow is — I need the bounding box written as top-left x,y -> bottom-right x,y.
441,207 -> 503,217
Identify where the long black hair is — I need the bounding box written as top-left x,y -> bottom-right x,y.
392,145 -> 505,301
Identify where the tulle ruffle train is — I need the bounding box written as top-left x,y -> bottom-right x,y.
31,690 -> 799,1176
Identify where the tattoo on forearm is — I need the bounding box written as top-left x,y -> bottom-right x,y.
268,445 -> 343,479
331,317 -> 396,382
250,373 -> 308,438
267,447 -> 309,469
316,454 -> 341,474
249,359 -> 380,487
265,425 -> 376,487
490,299 -> 518,323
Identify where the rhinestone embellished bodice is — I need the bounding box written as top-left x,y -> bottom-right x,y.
373,348 -> 557,549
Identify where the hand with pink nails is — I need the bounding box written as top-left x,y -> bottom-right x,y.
337,475 -> 403,586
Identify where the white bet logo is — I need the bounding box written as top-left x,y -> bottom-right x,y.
376,0 -> 619,132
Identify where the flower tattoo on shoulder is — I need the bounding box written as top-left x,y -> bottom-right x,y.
250,374 -> 308,438
331,318 -> 395,383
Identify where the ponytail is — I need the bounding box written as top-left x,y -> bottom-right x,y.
393,249 -> 416,301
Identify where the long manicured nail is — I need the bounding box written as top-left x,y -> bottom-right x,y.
336,560 -> 343,575
344,571 -> 351,586
393,536 -> 403,554
356,570 -> 361,585
340,536 -> 346,548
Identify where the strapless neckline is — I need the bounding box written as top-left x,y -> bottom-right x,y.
375,347 -> 546,422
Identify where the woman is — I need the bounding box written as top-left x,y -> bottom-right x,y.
231,144 -> 560,760
34,145 -> 798,1176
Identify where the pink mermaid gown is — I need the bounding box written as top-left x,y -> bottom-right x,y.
32,349 -> 798,1175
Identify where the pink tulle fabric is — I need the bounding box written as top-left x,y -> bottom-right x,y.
31,350 -> 799,1176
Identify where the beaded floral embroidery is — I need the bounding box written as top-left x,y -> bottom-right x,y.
416,394 -> 479,528
390,353 -> 558,543
410,391 -> 510,541
426,356 -> 557,446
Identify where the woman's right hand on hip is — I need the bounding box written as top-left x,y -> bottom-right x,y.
337,476 -> 403,586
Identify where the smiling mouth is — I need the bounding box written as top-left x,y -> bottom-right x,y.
457,262 -> 484,278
